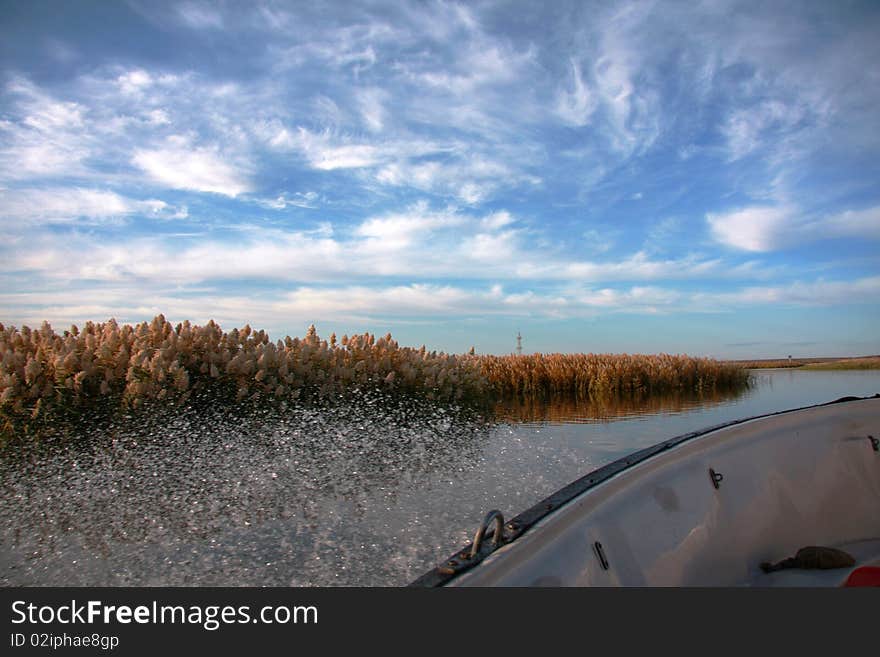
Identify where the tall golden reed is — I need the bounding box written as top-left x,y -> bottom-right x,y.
481,352 -> 748,398
0,315 -> 749,424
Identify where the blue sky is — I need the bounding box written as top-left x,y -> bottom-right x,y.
1,0 -> 878,358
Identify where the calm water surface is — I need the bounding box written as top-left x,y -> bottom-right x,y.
2,369 -> 878,586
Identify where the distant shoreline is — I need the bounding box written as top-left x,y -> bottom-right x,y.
725,356 -> 880,370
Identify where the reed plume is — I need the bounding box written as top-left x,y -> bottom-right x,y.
1,315 -> 749,437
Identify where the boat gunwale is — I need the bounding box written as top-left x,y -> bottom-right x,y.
408,393 -> 880,587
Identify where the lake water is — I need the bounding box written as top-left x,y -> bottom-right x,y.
1,369 -> 878,586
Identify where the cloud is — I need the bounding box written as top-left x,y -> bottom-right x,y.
356,88 -> 388,133
707,204 -> 880,251
0,187 -> 186,225
287,128 -> 384,170
722,100 -> 808,161
0,284 -> 513,334
555,59 -> 596,127
374,155 -> 535,205
176,2 -> 224,30
268,19 -> 393,74
573,285 -> 683,312
355,202 -> 464,242
256,191 -> 319,210
515,251 -> 721,283
702,276 -> 880,308
1,201 -> 755,290
263,120 -> 538,204
584,3 -> 662,155
276,284 -> 500,322
415,39 -> 533,95
706,206 -> 794,252
0,78 -> 92,180
132,136 -> 250,197
117,69 -> 155,95
823,207 -> 880,240
480,211 -> 514,231
0,71 -> 249,196
4,274 -> 878,341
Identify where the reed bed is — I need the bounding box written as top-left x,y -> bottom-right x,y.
1,315 -> 750,438
479,352 -> 748,399
0,314 -> 484,413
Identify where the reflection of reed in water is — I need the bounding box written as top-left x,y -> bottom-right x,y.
493,387 -> 751,425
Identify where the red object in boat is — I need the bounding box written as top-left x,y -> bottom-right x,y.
843,566 -> 880,587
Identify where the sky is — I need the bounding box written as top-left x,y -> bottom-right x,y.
1,0 -> 879,358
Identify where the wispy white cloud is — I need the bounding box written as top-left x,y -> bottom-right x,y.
696,276 -> 880,308
259,118 -> 538,204
276,284 -> 501,322
0,78 -> 93,180
414,39 -> 534,95
255,191 -> 320,210
722,99 -> 808,161
579,2 -> 662,156
355,87 -> 388,133
555,59 -> 596,127
0,70 -> 252,197
480,211 -> 515,231
823,207 -> 880,241
355,201 -> 464,243
176,2 -> 224,30
375,155 -> 538,205
707,204 -> 880,252
269,20 -> 392,73
132,135 -> 250,197
0,187 -> 186,225
285,128 -> 384,170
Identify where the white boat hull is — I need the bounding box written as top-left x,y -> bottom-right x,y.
414,396 -> 880,586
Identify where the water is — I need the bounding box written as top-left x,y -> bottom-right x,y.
1,369 -> 878,586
